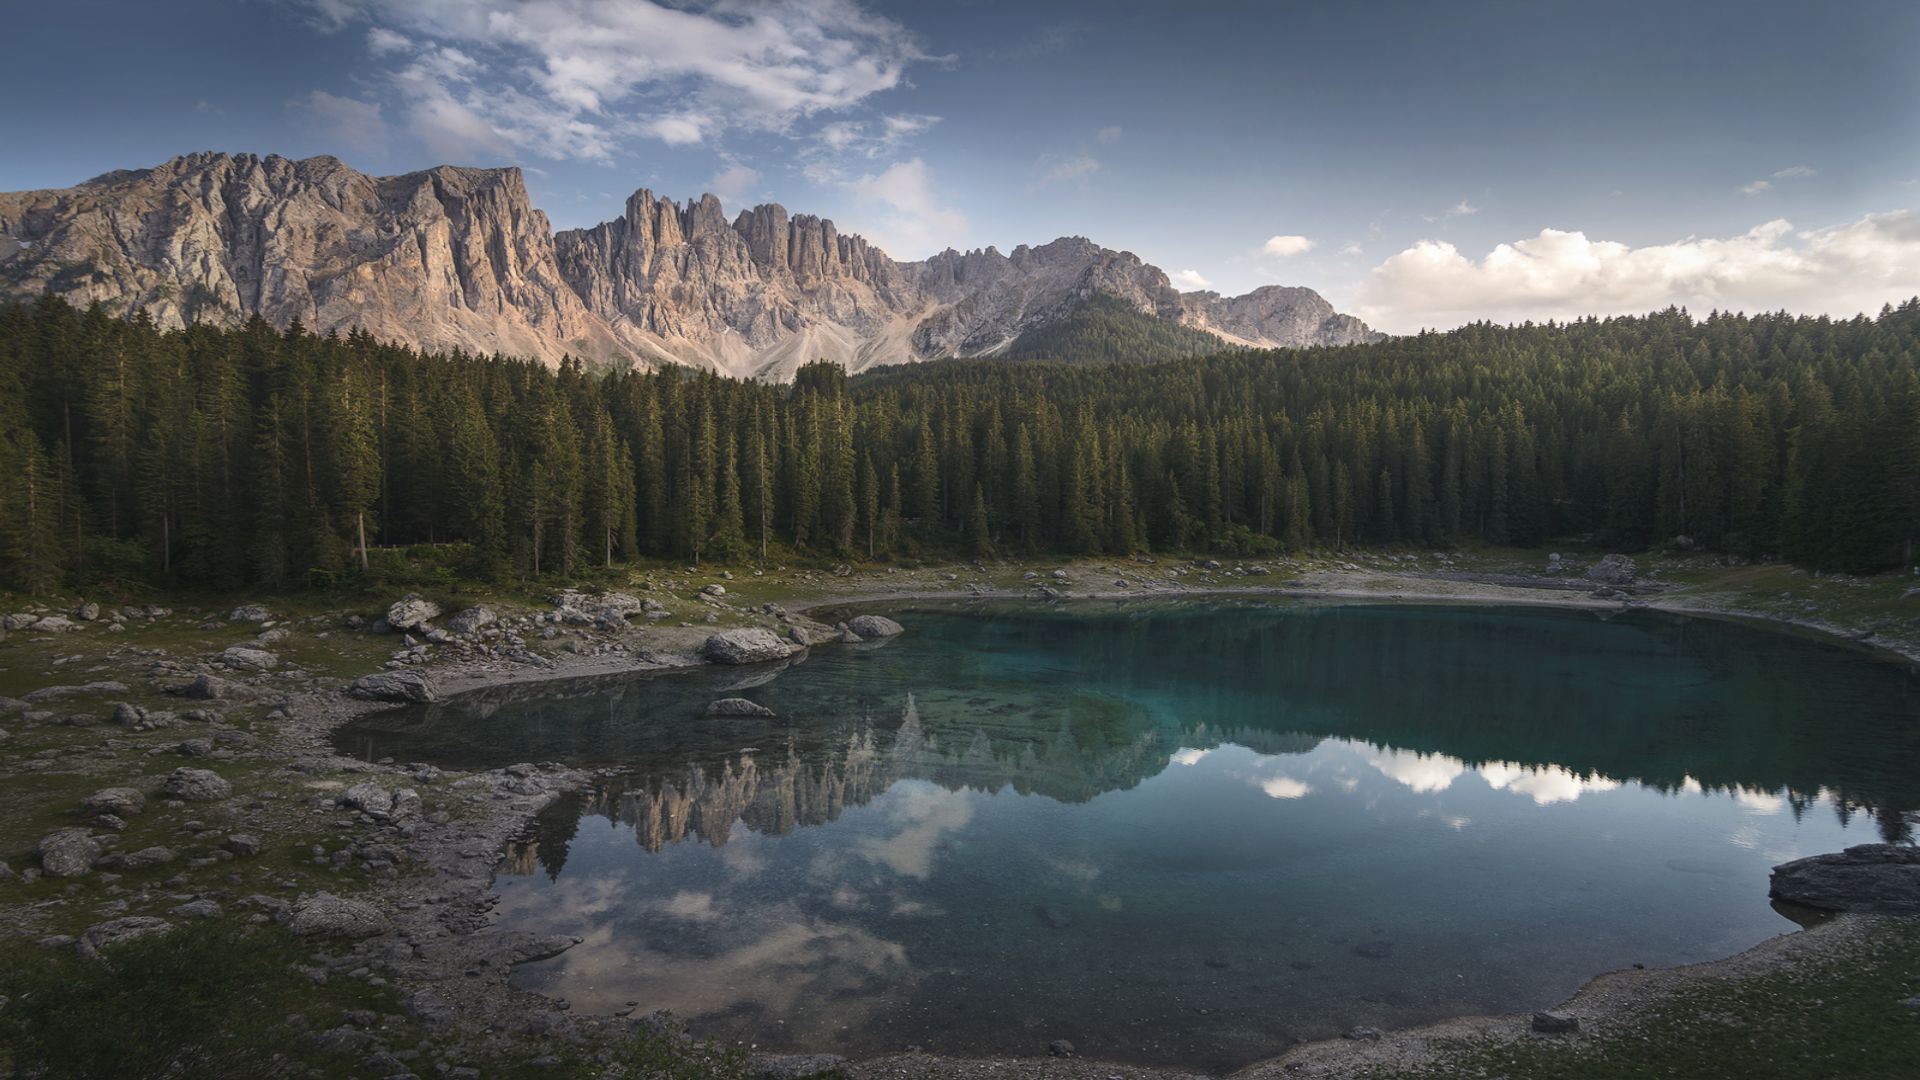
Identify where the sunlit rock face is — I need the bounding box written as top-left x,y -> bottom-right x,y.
0,153 -> 1380,380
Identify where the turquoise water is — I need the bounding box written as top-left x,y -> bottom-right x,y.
337,602 -> 1920,1069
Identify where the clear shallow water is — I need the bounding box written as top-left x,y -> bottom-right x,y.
337,602 -> 1920,1069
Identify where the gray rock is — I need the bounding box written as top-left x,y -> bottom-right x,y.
448,606 -> 496,635
386,594 -> 442,631
340,782 -> 394,815
702,583 -> 727,596
110,846 -> 178,871
706,697 -> 776,717
162,767 -> 232,802
288,892 -> 390,939
219,645 -> 278,671
228,604 -> 272,623
1046,1040 -> 1075,1059
845,614 -> 905,638
388,789 -> 422,819
23,681 -> 130,702
81,787 -> 147,817
74,601 -> 100,621
35,828 -> 100,877
348,670 -> 440,704
225,834 -> 262,857
1584,553 -> 1637,585
1532,1011 -> 1579,1034
700,628 -> 804,665
79,916 -> 171,957
29,615 -> 77,633
171,673 -> 247,700
755,1054 -> 849,1079
171,899 -> 222,919
1769,844 -> 1920,915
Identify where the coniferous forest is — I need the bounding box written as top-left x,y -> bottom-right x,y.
1,295 -> 1917,595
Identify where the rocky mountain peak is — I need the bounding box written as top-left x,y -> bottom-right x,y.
1,151 -> 1381,379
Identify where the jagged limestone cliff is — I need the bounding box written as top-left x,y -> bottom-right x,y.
1,152 -> 1383,380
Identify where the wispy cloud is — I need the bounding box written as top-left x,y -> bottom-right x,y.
1742,164 -> 1817,195
1096,125 -> 1122,144
1170,269 -> 1212,290
846,157 -> 967,258
294,0 -> 942,160
1034,153 -> 1100,188
288,89 -> 389,154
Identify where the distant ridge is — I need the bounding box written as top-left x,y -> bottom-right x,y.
0,152 -> 1382,380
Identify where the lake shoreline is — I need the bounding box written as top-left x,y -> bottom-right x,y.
4,557 -> 1913,1076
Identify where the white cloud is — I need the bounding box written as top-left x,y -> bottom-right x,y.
709,163 -> 762,206
1263,234 -> 1315,257
1363,747 -> 1466,793
1352,210 -> 1920,333
847,158 -> 968,258
1480,761 -> 1620,805
289,90 -> 389,153
1170,269 -> 1213,290
1035,153 -> 1101,188
1445,199 -> 1479,218
1259,776 -> 1312,800
807,113 -> 940,160
297,0 -> 938,159
1170,748 -> 1209,766
1740,179 -> 1773,196
1096,124 -> 1122,144
1338,241 -> 1364,256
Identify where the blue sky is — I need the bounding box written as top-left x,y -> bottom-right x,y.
4,0 -> 1917,331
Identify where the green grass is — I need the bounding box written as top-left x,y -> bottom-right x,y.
1362,919 -> 1920,1080
0,920 -> 412,1080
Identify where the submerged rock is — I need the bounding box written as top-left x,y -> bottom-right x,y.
1770,844 -> 1920,915
706,697 -> 776,717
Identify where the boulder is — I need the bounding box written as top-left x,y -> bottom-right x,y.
29,615 -> 76,633
707,698 -> 776,717
35,828 -> 100,877
161,767 -> 232,802
1769,844 -> 1920,915
1046,1041 -> 1076,1060
224,834 -> 262,857
386,594 -> 442,631
1532,1011 -> 1580,1034
219,645 -> 278,672
228,604 -> 273,623
80,787 -> 147,818
170,673 -> 247,700
348,670 -> 440,704
113,846 -> 178,871
846,614 -> 905,638
74,601 -> 101,621
78,916 -> 172,958
24,681 -> 130,702
700,628 -> 804,666
339,782 -> 394,815
702,583 -> 727,596
1584,554 -> 1637,586
447,606 -> 496,635
288,892 -> 390,939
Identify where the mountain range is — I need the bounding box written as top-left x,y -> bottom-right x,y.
0,152 -> 1381,380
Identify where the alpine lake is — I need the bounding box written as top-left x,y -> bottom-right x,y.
336,601 -> 1920,1071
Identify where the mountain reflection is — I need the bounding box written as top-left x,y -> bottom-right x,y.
342,603 -> 1920,862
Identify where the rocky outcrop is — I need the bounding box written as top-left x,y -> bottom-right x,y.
349,670 -> 440,704
1770,844 -> 1920,915
3,152 -> 1380,381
